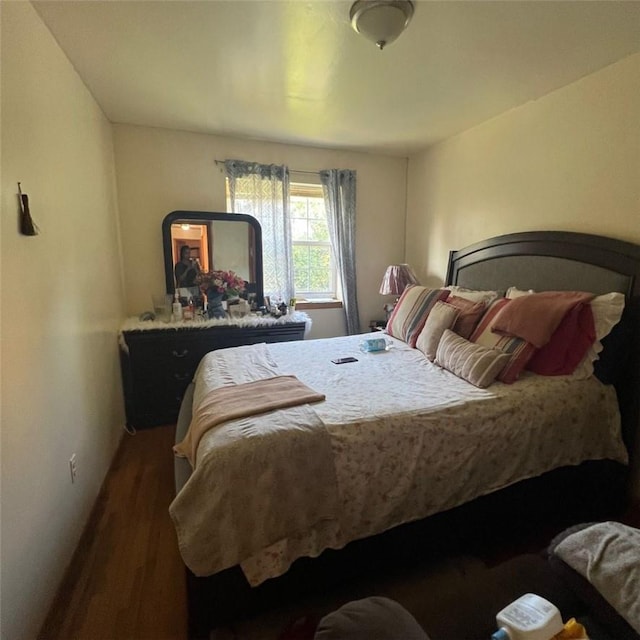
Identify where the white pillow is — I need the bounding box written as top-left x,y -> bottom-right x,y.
415,301 -> 460,361
446,286 -> 501,305
571,292 -> 625,379
506,286 -> 535,299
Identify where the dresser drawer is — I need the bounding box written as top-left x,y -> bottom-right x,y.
128,334 -> 207,366
120,320 -> 307,428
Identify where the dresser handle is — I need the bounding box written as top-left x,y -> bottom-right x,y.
171,349 -> 189,358
173,372 -> 191,381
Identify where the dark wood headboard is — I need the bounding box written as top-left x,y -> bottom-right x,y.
446,230 -> 640,461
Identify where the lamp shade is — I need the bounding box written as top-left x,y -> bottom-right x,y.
379,263 -> 419,296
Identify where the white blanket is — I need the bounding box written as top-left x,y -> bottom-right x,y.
170,345 -> 339,576
171,334 -> 628,584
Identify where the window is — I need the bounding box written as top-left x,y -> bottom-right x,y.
226,178 -> 338,302
290,183 -> 336,300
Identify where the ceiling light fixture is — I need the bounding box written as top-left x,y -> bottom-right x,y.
350,0 -> 414,50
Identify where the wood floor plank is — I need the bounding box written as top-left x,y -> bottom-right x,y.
40,425 -> 187,640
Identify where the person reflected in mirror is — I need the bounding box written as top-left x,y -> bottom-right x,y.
174,245 -> 201,288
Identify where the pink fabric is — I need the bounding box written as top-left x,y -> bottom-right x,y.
174,375 -> 325,467
491,291 -> 594,348
469,298 -> 537,384
469,298 -> 535,384
445,295 -> 487,340
527,303 -> 596,375
386,286 -> 450,347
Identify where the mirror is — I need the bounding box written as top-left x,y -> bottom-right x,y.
162,210 -> 263,305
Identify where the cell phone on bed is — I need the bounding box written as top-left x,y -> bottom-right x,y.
332,357 -> 358,364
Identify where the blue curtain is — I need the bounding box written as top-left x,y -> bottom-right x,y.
320,169 -> 360,335
225,160 -> 294,304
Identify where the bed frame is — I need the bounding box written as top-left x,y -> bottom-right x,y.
445,230 -> 640,453
176,230 -> 640,638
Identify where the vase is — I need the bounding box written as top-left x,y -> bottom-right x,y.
206,289 -> 226,319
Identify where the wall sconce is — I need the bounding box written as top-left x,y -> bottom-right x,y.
350,0 -> 415,50
379,263 -> 419,318
17,183 -> 39,236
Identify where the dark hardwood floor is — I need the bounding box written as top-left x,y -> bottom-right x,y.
39,424 -> 640,640
40,425 -> 188,640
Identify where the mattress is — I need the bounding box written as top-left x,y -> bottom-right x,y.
170,332 -> 628,584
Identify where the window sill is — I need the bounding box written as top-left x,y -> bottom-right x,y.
295,300 -> 343,310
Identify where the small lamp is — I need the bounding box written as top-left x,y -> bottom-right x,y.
379,263 -> 419,319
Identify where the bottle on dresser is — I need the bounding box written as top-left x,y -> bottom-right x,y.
183,298 -> 195,321
172,291 -> 183,322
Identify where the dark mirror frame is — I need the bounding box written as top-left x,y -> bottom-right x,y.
162,210 -> 263,306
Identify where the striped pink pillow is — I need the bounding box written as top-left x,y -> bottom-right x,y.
469,298 -> 536,384
386,286 -> 450,347
435,330 -> 510,388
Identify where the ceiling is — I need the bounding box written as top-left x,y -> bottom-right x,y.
33,1 -> 640,156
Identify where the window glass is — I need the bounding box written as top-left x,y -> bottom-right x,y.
290,184 -> 335,299
226,179 -> 338,300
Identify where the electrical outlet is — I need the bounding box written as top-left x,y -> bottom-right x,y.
69,454 -> 77,484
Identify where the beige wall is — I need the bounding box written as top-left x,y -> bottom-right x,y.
113,125 -> 408,337
405,53 -> 640,496
406,53 -> 640,289
0,4 -> 126,639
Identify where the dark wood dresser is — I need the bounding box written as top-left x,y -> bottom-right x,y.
119,315 -> 308,428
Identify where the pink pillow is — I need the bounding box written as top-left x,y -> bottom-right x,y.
490,291 -> 593,348
386,286 -> 450,347
470,298 -> 536,384
527,304 -> 596,375
445,295 -> 487,340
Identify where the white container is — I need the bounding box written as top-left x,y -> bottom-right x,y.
152,293 -> 172,323
491,594 -> 564,640
172,292 -> 183,322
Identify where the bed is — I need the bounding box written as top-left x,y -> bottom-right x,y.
171,230 -> 640,638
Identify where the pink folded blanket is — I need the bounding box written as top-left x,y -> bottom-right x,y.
492,291 -> 594,348
174,374 -> 326,467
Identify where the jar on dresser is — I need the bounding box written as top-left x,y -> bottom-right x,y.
119,313 -> 309,429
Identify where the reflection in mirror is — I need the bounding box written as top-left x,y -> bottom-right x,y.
162,211 -> 263,306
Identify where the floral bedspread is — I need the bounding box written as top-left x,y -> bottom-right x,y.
175,333 -> 628,584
